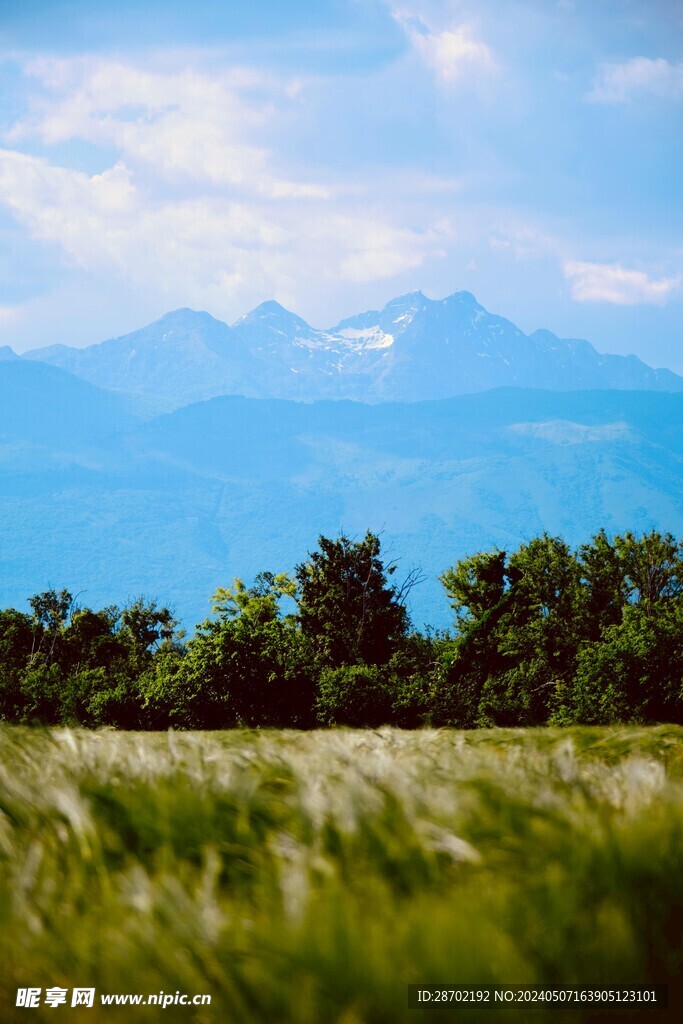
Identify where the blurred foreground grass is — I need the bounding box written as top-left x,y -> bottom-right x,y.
1,725 -> 683,1022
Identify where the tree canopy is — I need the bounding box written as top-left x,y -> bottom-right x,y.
295,531 -> 409,667
2,529 -> 683,730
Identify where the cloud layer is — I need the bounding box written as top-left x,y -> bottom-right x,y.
393,12 -> 495,85
589,57 -> 683,103
0,56 -> 454,320
564,261 -> 680,306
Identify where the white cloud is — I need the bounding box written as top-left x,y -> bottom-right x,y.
588,57 -> 683,103
0,305 -> 21,330
0,53 -> 463,320
7,56 -> 329,199
393,11 -> 495,85
564,260 -> 681,305
334,215 -> 451,282
489,224 -> 558,261
0,147 -> 446,316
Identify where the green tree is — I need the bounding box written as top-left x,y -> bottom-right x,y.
19,662 -> 64,724
0,609 -> 34,720
62,607 -> 125,674
614,531 -> 683,616
12,592 -> 179,727
146,575 -> 314,729
551,602 -> 683,725
478,535 -> 583,725
436,536 -> 583,727
440,549 -> 510,626
211,572 -> 297,625
296,532 -> 409,667
28,587 -> 73,664
577,530 -> 628,640
119,598 -> 178,675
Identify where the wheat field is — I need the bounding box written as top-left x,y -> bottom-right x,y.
1,725 -> 682,1022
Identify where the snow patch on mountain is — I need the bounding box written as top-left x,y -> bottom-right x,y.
337,326 -> 395,350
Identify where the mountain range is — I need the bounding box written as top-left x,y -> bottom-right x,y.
17,290 -> 683,409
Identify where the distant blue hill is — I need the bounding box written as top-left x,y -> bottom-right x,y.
1,380 -> 683,630
0,359 -> 137,447
22,290 -> 683,408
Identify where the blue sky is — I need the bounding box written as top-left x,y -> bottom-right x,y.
0,0 -> 681,368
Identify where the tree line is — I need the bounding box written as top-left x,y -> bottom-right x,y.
1,529 -> 683,729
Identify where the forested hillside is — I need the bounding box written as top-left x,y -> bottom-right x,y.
3,380 -> 683,631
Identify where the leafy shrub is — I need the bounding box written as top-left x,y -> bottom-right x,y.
315,664 -> 393,726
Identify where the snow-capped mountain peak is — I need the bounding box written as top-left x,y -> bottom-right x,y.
22,289 -> 683,407
235,299 -> 314,331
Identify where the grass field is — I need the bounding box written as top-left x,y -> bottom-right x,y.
1,725 -> 682,1022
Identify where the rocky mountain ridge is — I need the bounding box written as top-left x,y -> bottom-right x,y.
17,290 -> 682,409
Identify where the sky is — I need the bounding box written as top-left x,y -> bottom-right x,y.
0,0 -> 681,369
